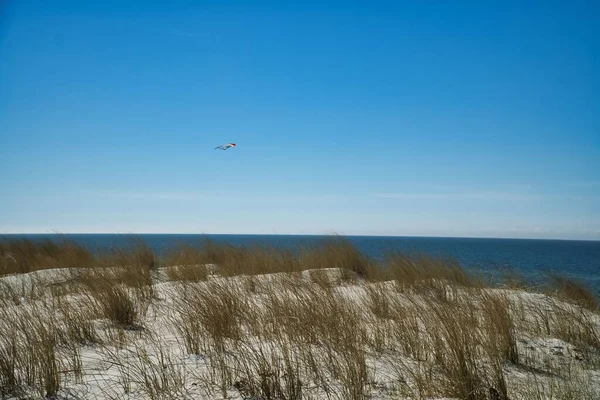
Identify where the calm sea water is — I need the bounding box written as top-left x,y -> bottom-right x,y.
4,234 -> 600,292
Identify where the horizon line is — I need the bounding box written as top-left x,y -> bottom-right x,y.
1,231 -> 598,242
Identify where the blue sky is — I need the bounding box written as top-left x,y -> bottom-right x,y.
1,1 -> 599,239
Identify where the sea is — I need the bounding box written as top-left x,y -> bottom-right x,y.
4,234 -> 600,293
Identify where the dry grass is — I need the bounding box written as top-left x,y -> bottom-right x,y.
76,266 -> 153,330
298,235 -> 375,279
498,266 -> 529,290
172,279 -> 248,354
101,336 -> 191,400
0,236 -> 156,276
518,368 -> 600,400
96,238 -> 156,270
481,292 -> 519,364
384,251 -> 479,290
0,275 -> 46,306
232,340 -> 304,400
525,295 -> 600,356
163,243 -> 210,282
160,235 -> 377,281
0,235 -> 598,399
553,303 -> 600,351
165,263 -> 209,282
162,238 -> 302,277
547,273 -> 599,311
424,292 -> 491,399
88,284 -> 141,329
366,288 -> 519,399
0,304 -> 77,398
0,237 -> 94,276
55,298 -> 101,346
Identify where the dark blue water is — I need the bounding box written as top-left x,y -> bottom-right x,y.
4,234 -> 599,292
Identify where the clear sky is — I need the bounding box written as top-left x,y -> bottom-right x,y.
1,1 -> 599,239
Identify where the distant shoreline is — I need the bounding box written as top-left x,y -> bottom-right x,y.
2,232 -> 599,242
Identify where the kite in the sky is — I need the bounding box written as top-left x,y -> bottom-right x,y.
214,143 -> 236,150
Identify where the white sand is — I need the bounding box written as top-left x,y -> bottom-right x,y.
1,266 -> 599,399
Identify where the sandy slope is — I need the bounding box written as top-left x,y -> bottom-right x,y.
1,266 -> 599,400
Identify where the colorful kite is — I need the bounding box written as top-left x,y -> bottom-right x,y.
214,143 -> 236,150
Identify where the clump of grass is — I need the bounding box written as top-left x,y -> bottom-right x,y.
258,283 -> 317,343
0,306 -> 69,399
0,276 -> 46,306
262,280 -> 365,349
36,331 -> 61,399
299,235 -> 375,279
481,292 -> 519,365
479,292 -> 516,399
191,237 -> 230,264
0,332 -> 18,398
519,368 -> 600,400
74,251 -> 155,328
97,237 -> 156,269
96,240 -> 156,300
548,273 -> 599,311
173,280 -> 247,354
219,245 -> 301,277
163,244 -> 210,282
400,289 -> 517,400
365,283 -> 394,320
498,266 -> 529,290
389,301 -> 426,361
102,336 -> 191,400
308,269 -> 335,289
554,304 -> 600,351
91,284 -> 140,329
55,297 -> 101,345
527,296 -> 600,354
162,238 -> 302,277
423,293 -> 489,399
166,263 -> 209,282
79,270 -> 144,329
332,338 -> 370,400
162,243 -> 205,267
233,341 -> 303,400
261,279 -> 371,397
385,252 -> 477,289
0,237 -> 94,276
